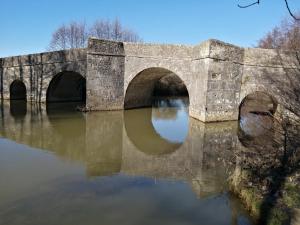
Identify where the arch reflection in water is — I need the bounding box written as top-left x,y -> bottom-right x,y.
0,101 -> 254,224
124,98 -> 189,155
10,100 -> 27,120
46,104 -> 87,160
0,100 -> 235,196
46,102 -> 85,115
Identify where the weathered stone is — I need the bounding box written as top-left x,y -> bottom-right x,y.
0,38 -> 299,122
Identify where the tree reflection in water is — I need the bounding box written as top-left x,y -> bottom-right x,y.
0,99 -> 255,225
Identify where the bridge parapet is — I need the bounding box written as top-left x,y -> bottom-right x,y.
0,38 -> 298,121
124,42 -> 193,59
1,49 -> 87,68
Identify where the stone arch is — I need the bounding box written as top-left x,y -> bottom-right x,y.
239,91 -> 278,119
238,91 -> 278,138
10,80 -> 27,100
46,71 -> 86,103
124,67 -> 190,109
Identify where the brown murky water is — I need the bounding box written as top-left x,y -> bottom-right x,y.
0,98 -> 254,225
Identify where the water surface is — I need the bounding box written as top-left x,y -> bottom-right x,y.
0,98 -> 253,225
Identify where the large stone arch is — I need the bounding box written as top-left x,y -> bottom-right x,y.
46,71 -> 86,103
124,64 -> 190,93
124,67 -> 190,109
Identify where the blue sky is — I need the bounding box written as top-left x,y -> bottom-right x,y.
0,0 -> 299,57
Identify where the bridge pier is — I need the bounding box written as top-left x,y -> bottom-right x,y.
0,38 -> 299,122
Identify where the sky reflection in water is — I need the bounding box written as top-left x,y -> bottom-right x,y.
0,98 -> 253,225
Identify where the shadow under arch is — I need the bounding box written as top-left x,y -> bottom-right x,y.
124,107 -> 183,156
10,80 -> 26,100
46,71 -> 86,104
124,67 -> 189,109
46,70 -> 87,156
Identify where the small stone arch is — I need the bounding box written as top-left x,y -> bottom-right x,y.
124,67 -> 190,109
10,80 -> 27,100
238,91 -> 278,139
239,91 -> 278,119
46,71 -> 86,103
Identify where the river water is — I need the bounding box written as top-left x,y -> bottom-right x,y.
0,98 -> 254,225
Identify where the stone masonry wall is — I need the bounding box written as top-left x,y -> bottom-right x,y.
203,40 -> 244,121
123,42 -> 209,121
0,38 -> 299,122
86,38 -> 125,110
0,49 -> 87,102
241,48 -> 300,115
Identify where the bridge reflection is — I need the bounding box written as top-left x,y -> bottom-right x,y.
124,108 -> 182,156
0,100 -> 237,198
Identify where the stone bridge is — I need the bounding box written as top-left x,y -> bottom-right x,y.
0,38 -> 299,122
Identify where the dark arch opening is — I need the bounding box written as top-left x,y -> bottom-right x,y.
46,71 -> 86,104
238,91 -> 277,137
10,80 -> 26,100
124,68 -> 189,109
153,73 -> 189,97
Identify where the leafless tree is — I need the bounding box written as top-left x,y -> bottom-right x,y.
49,18 -> 142,51
90,18 -> 142,42
48,21 -> 88,51
89,19 -> 112,40
238,0 -> 299,20
257,12 -> 300,50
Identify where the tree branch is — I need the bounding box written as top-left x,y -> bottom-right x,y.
238,0 -> 260,8
238,0 -> 300,20
284,0 -> 300,20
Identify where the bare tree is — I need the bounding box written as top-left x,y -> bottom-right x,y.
257,12 -> 300,50
89,18 -> 142,42
49,21 -> 88,51
238,0 -> 299,20
90,19 -> 111,40
49,18 -> 142,51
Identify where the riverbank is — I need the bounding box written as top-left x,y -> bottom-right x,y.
230,169 -> 300,224
229,109 -> 300,225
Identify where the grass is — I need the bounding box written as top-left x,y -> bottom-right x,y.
229,170 -> 299,225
